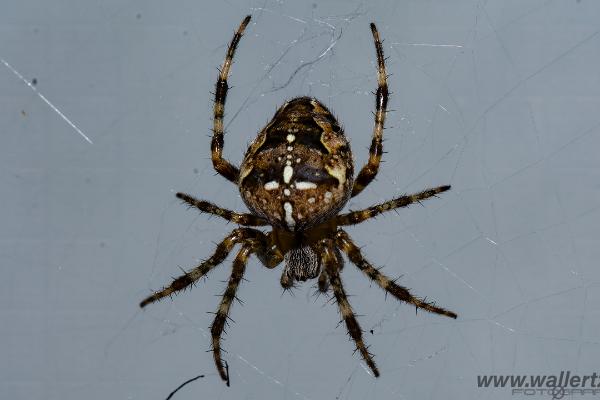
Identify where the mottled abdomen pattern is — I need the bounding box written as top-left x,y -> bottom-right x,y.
239,97 -> 354,231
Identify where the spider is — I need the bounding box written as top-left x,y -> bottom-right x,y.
140,15 -> 457,385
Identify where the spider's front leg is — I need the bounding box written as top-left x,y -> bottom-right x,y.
210,243 -> 253,385
352,22 -> 389,198
211,15 -> 251,184
319,240 -> 380,377
139,227 -> 265,308
335,229 -> 457,319
316,247 -> 343,293
317,268 -> 329,293
209,233 -> 283,385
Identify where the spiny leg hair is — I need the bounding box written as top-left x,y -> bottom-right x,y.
211,244 -> 253,385
337,185 -> 451,226
139,228 -> 265,308
211,15 -> 251,183
320,240 -> 380,377
176,192 -> 268,226
352,22 -> 389,198
335,230 -> 457,319
317,267 -> 329,293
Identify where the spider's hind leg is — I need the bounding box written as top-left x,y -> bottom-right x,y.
352,22 -> 389,198
211,15 -> 251,184
319,240 -> 380,377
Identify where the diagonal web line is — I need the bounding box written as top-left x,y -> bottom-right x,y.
2,58 -> 93,144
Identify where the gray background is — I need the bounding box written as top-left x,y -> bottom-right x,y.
2,1 -> 600,399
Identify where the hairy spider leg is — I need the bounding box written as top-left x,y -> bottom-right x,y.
210,244 -> 254,385
211,15 -> 252,183
352,23 -> 389,197
335,230 -> 457,319
316,246 -> 344,293
177,192 -> 268,226
337,185 -> 451,226
317,267 -> 330,293
320,240 -> 380,377
139,228 -> 265,308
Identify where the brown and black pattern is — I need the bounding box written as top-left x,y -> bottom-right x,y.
336,185 -> 451,226
351,23 -> 389,198
141,16 -> 456,386
319,239 -> 380,377
139,228 -> 266,308
210,244 -> 254,385
335,230 -> 457,319
238,96 -> 354,231
317,267 -> 330,293
176,192 -> 268,226
210,15 -> 251,184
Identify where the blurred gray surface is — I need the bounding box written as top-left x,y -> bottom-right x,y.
2,1 -> 600,399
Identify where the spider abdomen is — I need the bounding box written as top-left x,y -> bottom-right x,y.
239,97 -> 354,231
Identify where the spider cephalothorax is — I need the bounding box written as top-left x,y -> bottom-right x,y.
140,15 -> 457,386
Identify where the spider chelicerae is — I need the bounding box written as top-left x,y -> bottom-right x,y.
140,15 -> 457,385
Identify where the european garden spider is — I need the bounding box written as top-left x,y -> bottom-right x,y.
140,15 -> 457,385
